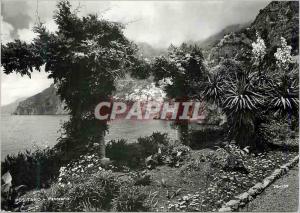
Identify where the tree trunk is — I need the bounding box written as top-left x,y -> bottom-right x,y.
98,127 -> 110,164
99,133 -> 106,158
178,122 -> 189,146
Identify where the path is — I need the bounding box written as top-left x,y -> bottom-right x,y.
242,165 -> 299,212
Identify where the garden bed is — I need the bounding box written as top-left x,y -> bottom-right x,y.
8,141 -> 299,212
145,149 -> 298,212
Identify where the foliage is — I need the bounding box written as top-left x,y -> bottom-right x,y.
137,132 -> 170,157
1,0 -> 144,161
106,139 -> 144,169
23,168 -> 151,211
266,73 -> 299,116
27,170 -> 122,211
57,153 -> 114,187
1,147 -> 60,189
64,171 -> 121,211
202,72 -> 225,105
202,33 -> 299,149
151,44 -> 207,144
106,132 -> 172,169
168,150 -> 297,212
208,143 -> 249,173
260,117 -> 298,144
130,58 -> 152,79
112,186 -> 150,212
152,44 -> 206,99
1,172 -> 27,211
189,126 -> 224,149
165,145 -> 191,167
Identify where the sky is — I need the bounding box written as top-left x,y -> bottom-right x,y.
1,0 -> 270,105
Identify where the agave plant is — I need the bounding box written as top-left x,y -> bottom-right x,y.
202,72 -> 226,105
267,75 -> 299,116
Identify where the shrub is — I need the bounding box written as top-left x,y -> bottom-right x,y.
207,143 -> 249,173
32,170 -> 151,212
1,147 -> 61,189
112,185 -> 150,212
189,126 -> 224,149
65,171 -> 120,211
137,132 -> 170,157
129,171 -> 151,186
34,170 -> 123,212
261,118 -> 298,144
106,139 -> 144,169
164,145 -> 191,167
106,132 -> 172,169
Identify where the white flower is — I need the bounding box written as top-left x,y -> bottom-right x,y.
252,32 -> 266,65
59,167 -> 66,174
58,183 -> 65,188
274,37 -> 293,70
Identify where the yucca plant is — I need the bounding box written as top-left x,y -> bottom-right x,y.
222,75 -> 265,147
202,72 -> 226,105
267,75 -> 299,117
223,76 -> 264,115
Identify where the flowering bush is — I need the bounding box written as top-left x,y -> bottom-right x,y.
57,153 -> 111,187
251,32 -> 266,65
274,37 -> 294,71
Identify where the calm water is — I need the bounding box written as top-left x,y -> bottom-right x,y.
1,115 -> 177,160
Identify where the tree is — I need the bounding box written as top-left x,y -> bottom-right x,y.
1,0 -> 141,162
151,44 -> 207,145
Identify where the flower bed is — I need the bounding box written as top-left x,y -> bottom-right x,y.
13,142 -> 298,212
161,150 -> 298,212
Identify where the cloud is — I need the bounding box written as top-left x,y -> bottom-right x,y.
1,16 -> 14,44
1,1 -> 32,39
1,67 -> 53,105
17,27 -> 37,43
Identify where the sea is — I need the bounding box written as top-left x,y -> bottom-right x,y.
1,115 -> 178,160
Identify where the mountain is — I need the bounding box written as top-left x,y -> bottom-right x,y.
192,22 -> 251,49
208,1 -> 299,65
1,97 -> 27,114
137,42 -> 166,58
13,84 -> 67,115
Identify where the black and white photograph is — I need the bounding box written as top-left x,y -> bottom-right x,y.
0,0 -> 299,212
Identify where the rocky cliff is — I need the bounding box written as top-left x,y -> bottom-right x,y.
13,84 -> 67,115
208,1 -> 299,65
1,97 -> 26,114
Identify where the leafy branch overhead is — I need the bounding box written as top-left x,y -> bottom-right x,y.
1,0 -> 148,160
